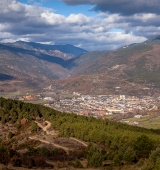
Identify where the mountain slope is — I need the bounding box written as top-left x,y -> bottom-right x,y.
144,35 -> 160,45
0,46 -> 60,90
5,41 -> 87,58
1,35 -> 160,94
69,40 -> 160,86
0,41 -> 88,91
70,44 -> 153,76
65,50 -> 110,70
52,36 -> 160,96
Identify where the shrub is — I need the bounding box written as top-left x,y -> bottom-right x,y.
30,121 -> 38,133
21,156 -> 34,169
74,160 -> 83,168
8,131 -> 14,139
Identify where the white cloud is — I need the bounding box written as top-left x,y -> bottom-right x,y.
41,12 -> 66,25
0,0 -> 159,51
133,13 -> 157,22
66,14 -> 92,25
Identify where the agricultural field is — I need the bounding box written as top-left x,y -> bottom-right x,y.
125,114 -> 160,129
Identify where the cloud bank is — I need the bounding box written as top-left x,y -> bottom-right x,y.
0,0 -> 159,51
62,0 -> 160,16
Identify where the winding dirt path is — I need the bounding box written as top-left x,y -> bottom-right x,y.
43,121 -> 51,131
29,136 -> 70,154
34,121 -> 44,129
32,120 -> 88,154
33,121 -> 71,153
70,137 -> 88,147
34,120 -> 57,135
34,120 -> 51,131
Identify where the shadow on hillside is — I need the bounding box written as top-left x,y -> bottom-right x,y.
0,74 -> 14,81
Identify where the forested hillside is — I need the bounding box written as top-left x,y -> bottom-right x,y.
0,97 -> 160,169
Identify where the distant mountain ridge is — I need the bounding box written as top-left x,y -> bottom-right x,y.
5,41 -> 87,57
1,35 -> 160,95
0,41 -> 87,90
141,35 -> 160,45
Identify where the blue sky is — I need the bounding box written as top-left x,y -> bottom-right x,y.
0,0 -> 159,51
20,0 -> 97,17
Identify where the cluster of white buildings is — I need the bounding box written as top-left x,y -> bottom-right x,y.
52,94 -> 159,117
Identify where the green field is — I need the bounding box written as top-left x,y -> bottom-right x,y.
126,115 -> 160,129
0,91 -> 24,99
25,99 -> 48,105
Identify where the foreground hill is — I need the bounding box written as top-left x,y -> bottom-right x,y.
0,97 -> 160,169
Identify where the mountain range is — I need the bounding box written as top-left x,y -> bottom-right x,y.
0,41 -> 87,91
1,35 -> 160,95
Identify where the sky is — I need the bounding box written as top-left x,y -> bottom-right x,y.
0,0 -> 160,51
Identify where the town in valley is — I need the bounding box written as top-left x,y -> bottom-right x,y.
1,87 -> 160,128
